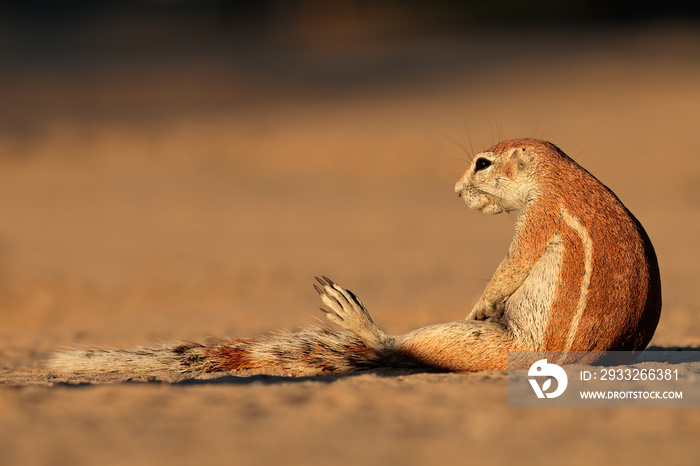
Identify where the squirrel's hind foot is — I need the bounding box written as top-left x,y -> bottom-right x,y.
314,276 -> 393,352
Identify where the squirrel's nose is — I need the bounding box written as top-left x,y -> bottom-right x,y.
454,180 -> 465,196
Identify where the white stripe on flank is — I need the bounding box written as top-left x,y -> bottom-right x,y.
561,206 -> 593,351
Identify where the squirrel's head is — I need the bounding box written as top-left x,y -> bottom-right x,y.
454,139 -> 541,215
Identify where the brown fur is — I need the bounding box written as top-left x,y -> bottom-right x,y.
451,139 -> 660,366
494,139 -> 660,352
203,340 -> 258,371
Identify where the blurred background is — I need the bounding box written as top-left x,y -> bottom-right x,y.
0,0 -> 698,357
2,0 -> 699,136
1,0 -> 699,354
1,2 -> 700,466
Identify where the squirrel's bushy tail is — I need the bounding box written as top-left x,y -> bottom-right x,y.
47,326 -> 386,376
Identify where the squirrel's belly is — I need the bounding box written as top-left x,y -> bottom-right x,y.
504,236 -> 564,350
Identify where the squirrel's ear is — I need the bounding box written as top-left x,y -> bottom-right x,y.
510,148 -> 531,172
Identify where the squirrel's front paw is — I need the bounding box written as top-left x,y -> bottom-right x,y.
467,301 -> 505,321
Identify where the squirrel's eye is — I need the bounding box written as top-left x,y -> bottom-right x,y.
474,158 -> 492,172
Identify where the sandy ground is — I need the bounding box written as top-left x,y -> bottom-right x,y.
1,23 -> 700,465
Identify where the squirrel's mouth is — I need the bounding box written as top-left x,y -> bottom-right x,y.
457,186 -> 506,215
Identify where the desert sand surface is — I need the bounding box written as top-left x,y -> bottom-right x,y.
1,12 -> 700,466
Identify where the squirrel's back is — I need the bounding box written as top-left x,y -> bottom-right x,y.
483,139 -> 661,354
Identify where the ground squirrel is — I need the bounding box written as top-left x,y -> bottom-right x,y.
47,138 -> 661,376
